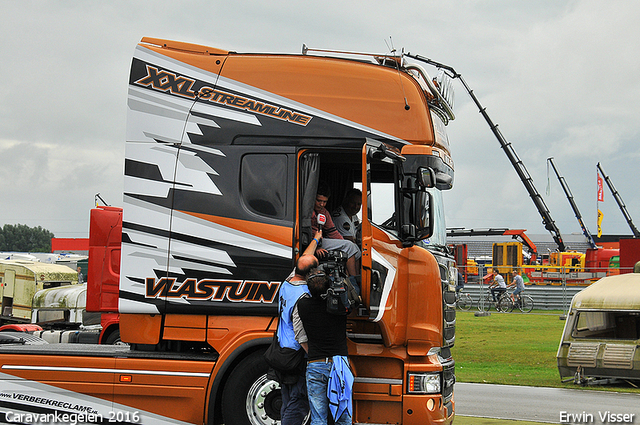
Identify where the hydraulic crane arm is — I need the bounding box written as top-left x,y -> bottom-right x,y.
597,162 -> 640,237
407,53 -> 566,251
547,157 -> 598,249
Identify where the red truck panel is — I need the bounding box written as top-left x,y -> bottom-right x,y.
87,206 -> 122,313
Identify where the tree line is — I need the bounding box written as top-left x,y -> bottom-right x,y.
0,224 -> 55,253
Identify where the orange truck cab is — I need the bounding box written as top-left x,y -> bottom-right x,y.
0,38 -> 458,425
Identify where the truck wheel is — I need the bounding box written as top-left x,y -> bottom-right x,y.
104,329 -> 127,345
222,350 -> 282,425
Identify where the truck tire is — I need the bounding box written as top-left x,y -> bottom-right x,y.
104,329 -> 127,345
222,350 -> 282,425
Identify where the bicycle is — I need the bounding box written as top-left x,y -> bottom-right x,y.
477,290 -> 512,312
455,291 -> 473,311
506,291 -> 534,313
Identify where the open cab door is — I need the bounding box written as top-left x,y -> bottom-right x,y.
360,139 -> 436,346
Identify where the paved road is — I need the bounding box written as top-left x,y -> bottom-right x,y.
455,382 -> 640,423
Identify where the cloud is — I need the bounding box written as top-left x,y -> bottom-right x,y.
0,0 -> 639,239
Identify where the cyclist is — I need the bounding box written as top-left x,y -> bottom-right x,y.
489,269 -> 507,302
508,268 -> 525,307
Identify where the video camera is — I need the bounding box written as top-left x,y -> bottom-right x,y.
317,250 -> 348,280
315,250 -> 360,315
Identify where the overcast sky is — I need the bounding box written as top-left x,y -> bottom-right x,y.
1,0 -> 639,243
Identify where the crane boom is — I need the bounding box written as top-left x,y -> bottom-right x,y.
597,162 -> 640,237
547,157 -> 597,249
407,53 -> 566,251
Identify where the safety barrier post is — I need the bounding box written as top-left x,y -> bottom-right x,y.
560,266 -> 567,320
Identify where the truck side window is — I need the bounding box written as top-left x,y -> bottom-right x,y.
370,182 -> 395,228
368,161 -> 397,232
241,154 -> 288,219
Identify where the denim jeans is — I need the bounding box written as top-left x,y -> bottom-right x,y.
281,374 -> 308,425
306,361 -> 352,425
491,287 -> 506,302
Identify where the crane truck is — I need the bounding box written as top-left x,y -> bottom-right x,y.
420,56 -> 615,285
405,55 -> 567,253
0,38 -> 458,425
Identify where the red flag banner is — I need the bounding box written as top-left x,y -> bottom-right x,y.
597,172 -> 604,202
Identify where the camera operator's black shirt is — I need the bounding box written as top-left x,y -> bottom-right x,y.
297,296 -> 348,361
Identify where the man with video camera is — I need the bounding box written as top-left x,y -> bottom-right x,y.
295,263 -> 355,425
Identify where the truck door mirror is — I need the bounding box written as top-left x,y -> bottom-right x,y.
414,190 -> 434,240
401,224 -> 416,240
417,167 -> 436,189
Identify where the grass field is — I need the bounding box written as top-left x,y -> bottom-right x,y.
451,310 -> 640,393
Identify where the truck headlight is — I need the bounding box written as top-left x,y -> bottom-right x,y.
407,372 -> 441,394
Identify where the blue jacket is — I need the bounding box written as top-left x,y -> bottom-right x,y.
328,355 -> 354,421
277,278 -> 309,350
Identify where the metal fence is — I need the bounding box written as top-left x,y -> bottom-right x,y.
456,266 -> 638,312
458,284 -> 582,312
